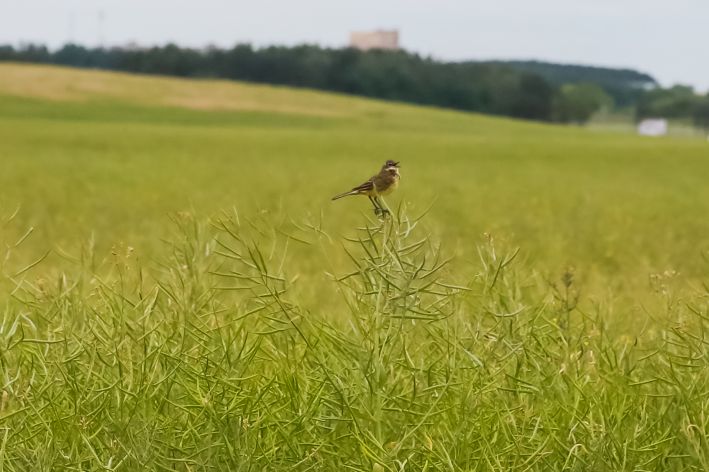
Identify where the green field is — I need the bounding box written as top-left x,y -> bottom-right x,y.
1,63 -> 708,470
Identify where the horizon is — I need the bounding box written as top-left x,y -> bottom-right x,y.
0,0 -> 706,93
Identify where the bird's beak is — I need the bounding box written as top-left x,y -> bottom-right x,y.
394,161 -> 400,167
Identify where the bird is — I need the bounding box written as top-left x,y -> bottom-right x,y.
331,160 -> 400,216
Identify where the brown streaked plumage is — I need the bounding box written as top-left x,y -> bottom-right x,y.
332,160 -> 400,216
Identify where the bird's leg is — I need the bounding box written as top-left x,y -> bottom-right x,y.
368,196 -> 382,216
375,197 -> 390,216
374,197 -> 389,217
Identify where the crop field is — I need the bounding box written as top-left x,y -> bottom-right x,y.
1,63 -> 708,470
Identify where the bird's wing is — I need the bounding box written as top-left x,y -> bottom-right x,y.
349,177 -> 375,194
331,177 -> 376,200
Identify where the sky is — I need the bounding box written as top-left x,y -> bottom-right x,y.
1,0 -> 706,91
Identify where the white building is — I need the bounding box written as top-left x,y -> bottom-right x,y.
637,118 -> 668,137
349,30 -> 399,51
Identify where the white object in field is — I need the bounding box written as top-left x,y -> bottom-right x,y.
637,118 -> 668,136
350,30 -> 399,51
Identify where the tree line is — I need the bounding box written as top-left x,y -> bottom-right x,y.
635,85 -> 709,131
483,60 -> 656,107
1,43 -> 706,129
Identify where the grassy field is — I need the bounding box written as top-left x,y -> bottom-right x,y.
1,63 -> 708,470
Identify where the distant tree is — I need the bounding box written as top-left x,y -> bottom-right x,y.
482,60 -> 657,106
636,85 -> 697,120
693,96 -> 709,132
15,43 -> 50,63
553,83 -> 613,124
53,44 -> 92,67
0,45 -> 16,60
506,74 -> 554,121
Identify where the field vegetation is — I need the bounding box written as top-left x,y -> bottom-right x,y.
1,63 -> 708,470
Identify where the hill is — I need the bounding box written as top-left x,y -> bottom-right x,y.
0,44 -> 558,121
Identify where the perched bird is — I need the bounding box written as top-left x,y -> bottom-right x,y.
332,160 -> 400,216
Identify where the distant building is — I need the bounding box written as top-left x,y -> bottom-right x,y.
349,30 -> 399,51
637,118 -> 668,137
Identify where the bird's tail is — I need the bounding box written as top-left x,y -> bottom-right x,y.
331,190 -> 358,201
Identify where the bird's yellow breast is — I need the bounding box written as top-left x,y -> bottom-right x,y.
378,177 -> 399,195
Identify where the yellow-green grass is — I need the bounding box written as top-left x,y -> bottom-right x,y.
2,63 -> 708,306
1,63 -> 709,470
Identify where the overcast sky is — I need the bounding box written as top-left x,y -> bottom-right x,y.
1,0 -> 706,91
